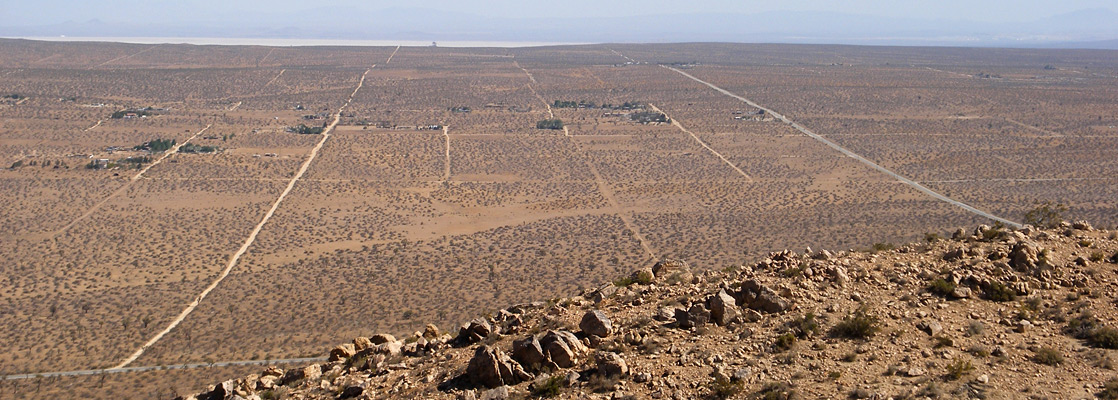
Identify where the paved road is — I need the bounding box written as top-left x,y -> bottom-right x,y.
2,357 -> 326,380
663,65 -> 1021,228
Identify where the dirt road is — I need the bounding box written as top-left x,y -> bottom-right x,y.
663,65 -> 1021,228
111,62 -> 379,370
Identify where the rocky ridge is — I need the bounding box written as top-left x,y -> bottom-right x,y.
183,221 -> 1118,399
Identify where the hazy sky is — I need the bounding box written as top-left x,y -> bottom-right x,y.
2,0 -> 1116,25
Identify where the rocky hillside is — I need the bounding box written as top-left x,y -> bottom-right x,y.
182,222 -> 1118,400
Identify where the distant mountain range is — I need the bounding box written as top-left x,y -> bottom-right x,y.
3,7 -> 1118,49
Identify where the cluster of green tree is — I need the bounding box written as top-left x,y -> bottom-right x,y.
179,143 -> 217,154
121,156 -> 152,164
630,111 -> 670,124
3,93 -> 24,100
287,124 -> 325,134
135,139 -> 176,152
85,160 -> 116,170
553,100 -> 644,110
110,109 -> 154,119
536,119 -> 564,130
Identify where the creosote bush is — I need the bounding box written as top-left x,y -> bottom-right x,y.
945,358 -> 974,381
927,278 -> 955,297
706,375 -> 744,400
985,282 -> 1016,302
1100,378 -> 1118,400
757,382 -> 797,400
1033,346 -> 1063,366
531,374 -> 565,398
774,333 -> 797,352
831,306 -> 880,339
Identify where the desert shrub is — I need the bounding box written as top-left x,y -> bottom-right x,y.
985,282 -> 1016,302
1090,252 -> 1106,262
790,313 -> 820,339
587,374 -> 618,393
774,333 -> 797,352
1068,312 -> 1118,349
1091,327 -> 1118,349
1023,201 -> 1067,228
536,119 -> 564,130
633,270 -> 653,285
706,375 -> 743,400
531,375 -> 565,398
924,232 -> 942,242
757,382 -> 796,400
1100,378 -> 1118,400
870,242 -> 895,253
841,352 -> 857,362
1033,346 -> 1063,365
968,344 -> 990,357
613,277 -> 635,287
831,306 -> 880,339
287,124 -> 324,134
945,358 -> 974,380
927,278 -> 955,297
934,336 -> 954,349
966,321 -> 986,337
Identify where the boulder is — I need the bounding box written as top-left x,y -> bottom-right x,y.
513,335 -> 557,372
590,284 -> 618,303
466,345 -> 532,389
950,287 -> 972,299
423,324 -> 441,339
580,310 -> 614,337
458,318 -> 495,344
918,320 -> 943,337
709,289 -> 741,326
370,334 -> 397,345
198,380 -> 235,400
675,303 -> 710,329
480,386 -> 510,400
652,259 -> 693,284
1009,242 -> 1040,271
352,337 -> 374,352
738,280 -> 791,313
329,343 -> 357,362
942,248 -> 965,262
630,268 -> 655,285
540,330 -> 585,368
280,365 -> 321,386
375,341 -> 402,357
595,352 -> 629,377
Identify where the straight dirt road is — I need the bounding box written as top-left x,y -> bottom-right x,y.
663,65 -> 1021,228
110,60 -> 382,370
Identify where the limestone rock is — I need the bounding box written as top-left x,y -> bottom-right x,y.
458,318 -> 495,344
709,289 -> 741,326
595,351 -> 629,377
918,320 -> 943,337
512,335 -> 557,373
329,343 -> 356,362
423,324 -> 441,339
580,310 -> 613,337
738,280 -> 791,313
352,337 -> 374,352
369,334 -> 396,345
466,345 -> 532,389
652,259 -> 693,284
